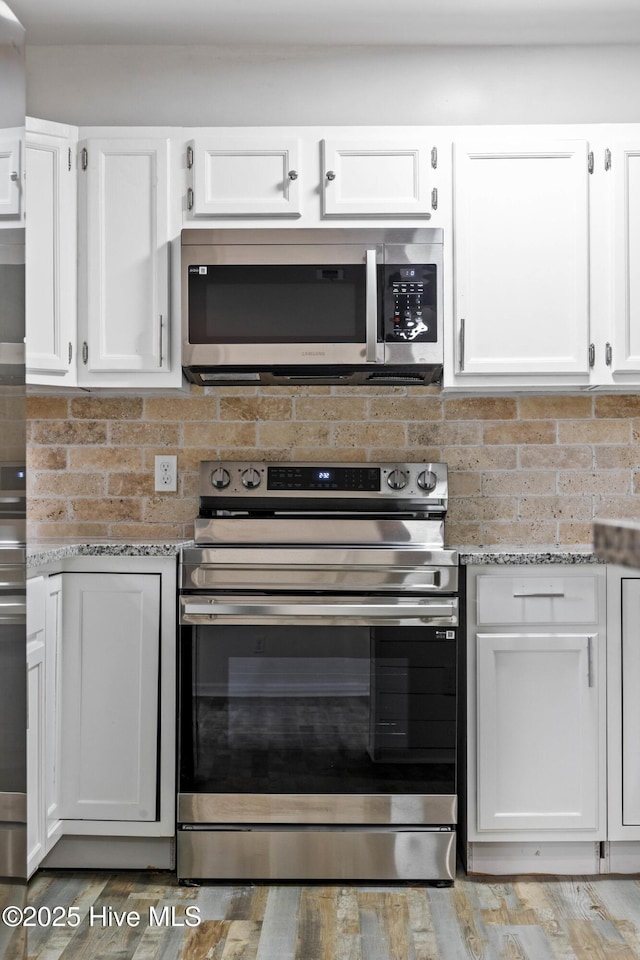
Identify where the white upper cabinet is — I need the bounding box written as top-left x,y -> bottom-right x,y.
183,128 -> 447,226
321,138 -> 438,218
188,135 -> 302,218
77,132 -> 181,387
609,141 -> 640,376
0,134 -> 22,219
450,138 -> 591,385
26,119 -> 78,386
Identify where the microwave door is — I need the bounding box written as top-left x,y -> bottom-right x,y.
182,243 -> 383,370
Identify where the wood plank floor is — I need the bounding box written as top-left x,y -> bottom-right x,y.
24,869 -> 640,960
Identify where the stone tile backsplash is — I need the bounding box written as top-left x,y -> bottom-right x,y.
26,387 -> 640,547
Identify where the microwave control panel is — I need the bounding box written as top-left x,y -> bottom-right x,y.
383,264 -> 437,343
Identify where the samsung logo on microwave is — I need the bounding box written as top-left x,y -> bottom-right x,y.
302,351 -> 326,357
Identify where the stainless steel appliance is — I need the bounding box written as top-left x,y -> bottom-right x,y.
178,461 -> 459,882
0,463 -> 26,880
181,228 -> 443,385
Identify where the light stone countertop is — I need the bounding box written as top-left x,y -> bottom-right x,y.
26,539 -> 192,570
26,539 -> 599,570
458,549 -> 599,565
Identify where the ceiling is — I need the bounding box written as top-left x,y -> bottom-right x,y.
10,0 -> 640,47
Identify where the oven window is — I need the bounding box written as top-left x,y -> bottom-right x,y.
179,624 -> 456,796
188,265 -> 369,344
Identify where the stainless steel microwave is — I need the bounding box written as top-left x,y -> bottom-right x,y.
181,228 -> 443,386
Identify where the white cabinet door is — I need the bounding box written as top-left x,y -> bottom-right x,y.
0,136 -> 22,218
25,121 -> 77,385
476,631 -> 600,833
44,575 -> 62,849
620,578 -> 640,825
610,141 -> 640,375
322,138 -> 437,218
188,136 -> 301,218
60,572 -> 160,821
453,140 -> 590,378
78,137 -> 171,381
26,577 -> 46,877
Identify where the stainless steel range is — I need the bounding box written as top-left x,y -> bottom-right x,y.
178,461 -> 459,882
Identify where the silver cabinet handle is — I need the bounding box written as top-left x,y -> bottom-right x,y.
459,319 -> 465,371
326,170 -> 336,181
10,171 -> 19,182
287,170 -> 298,181
587,636 -> 594,688
158,315 -> 164,367
365,249 -> 379,363
512,591 -> 565,598
605,342 -> 612,366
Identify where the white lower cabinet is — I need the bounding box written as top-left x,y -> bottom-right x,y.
477,631 -> 600,833
26,577 -> 46,877
27,574 -> 63,877
607,568 -> 640,869
27,556 -> 176,873
466,564 -> 607,874
59,571 -> 160,822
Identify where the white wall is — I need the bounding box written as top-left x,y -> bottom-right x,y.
25,42 -> 640,127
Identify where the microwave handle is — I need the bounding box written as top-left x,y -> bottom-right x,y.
365,249 -> 381,363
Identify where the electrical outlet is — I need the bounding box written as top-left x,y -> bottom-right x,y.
154,455 -> 177,492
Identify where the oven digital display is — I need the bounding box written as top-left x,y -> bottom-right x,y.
268,466 -> 380,491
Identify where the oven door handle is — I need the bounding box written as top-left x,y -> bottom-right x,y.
180,596 -> 458,624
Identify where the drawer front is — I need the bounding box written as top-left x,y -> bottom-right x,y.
476,574 -> 599,625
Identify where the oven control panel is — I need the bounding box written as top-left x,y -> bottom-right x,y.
199,461 -> 448,501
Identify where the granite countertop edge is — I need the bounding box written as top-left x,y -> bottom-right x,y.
26,540 -> 194,570
457,550 -> 599,565
27,540 -> 601,569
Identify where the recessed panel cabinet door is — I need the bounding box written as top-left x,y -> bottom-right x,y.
476,632 -> 600,833
0,137 -> 21,217
189,137 -> 301,218
27,578 -> 46,877
322,139 -> 435,217
621,579 -> 640,824
79,138 -> 170,375
453,141 -> 590,376
611,142 -> 640,374
60,573 -> 160,821
25,125 -> 77,384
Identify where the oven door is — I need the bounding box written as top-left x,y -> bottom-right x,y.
178,594 -> 458,827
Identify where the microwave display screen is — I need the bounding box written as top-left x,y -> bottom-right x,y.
189,264 -> 372,344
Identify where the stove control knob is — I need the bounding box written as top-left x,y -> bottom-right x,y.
417,469 -> 438,492
241,467 -> 262,490
387,468 -> 408,491
210,467 -> 231,490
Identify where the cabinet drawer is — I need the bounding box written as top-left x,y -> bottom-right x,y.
476,575 -> 599,625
